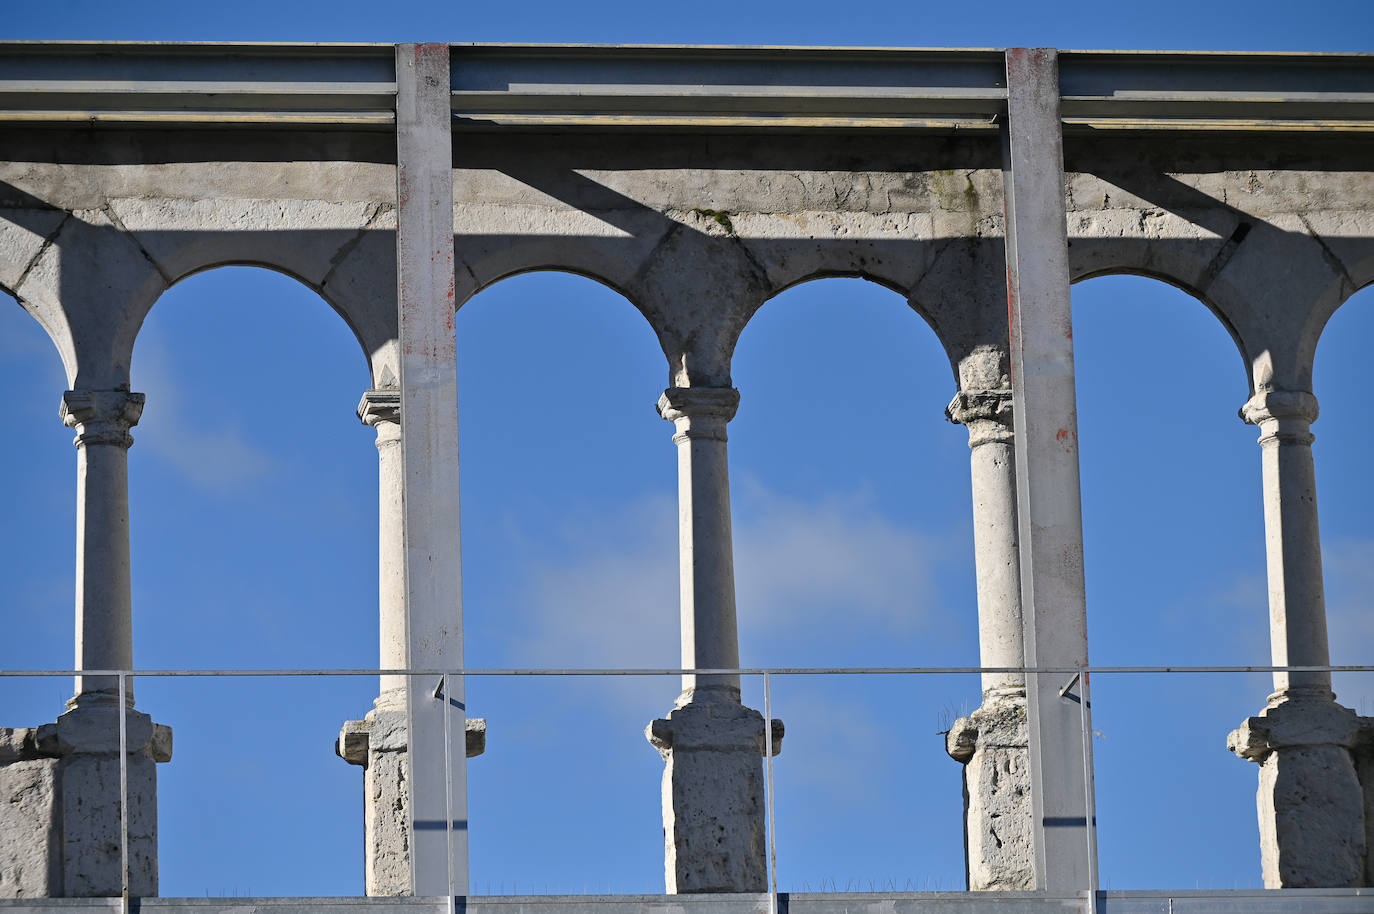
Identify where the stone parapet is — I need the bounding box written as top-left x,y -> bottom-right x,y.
336,707 -> 486,896
946,697 -> 1033,891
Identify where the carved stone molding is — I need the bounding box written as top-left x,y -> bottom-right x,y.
60,390 -> 145,449
1241,389 -> 1319,446
657,386 -> 740,443
357,387 -> 401,429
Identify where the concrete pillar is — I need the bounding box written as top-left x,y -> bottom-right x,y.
1002,47 -> 1095,892
945,388 -> 1033,891
645,386 -> 782,894
60,389 -> 144,710
338,387 -> 487,896
1229,388 -> 1365,888
394,42 -> 468,896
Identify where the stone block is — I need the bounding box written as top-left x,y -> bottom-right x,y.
337,707 -> 486,896
946,698 -> 1033,891
1230,699 -> 1364,888
0,713 -> 171,899
646,699 -> 784,894
0,730 -> 61,897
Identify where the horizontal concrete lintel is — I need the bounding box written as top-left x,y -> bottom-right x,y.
3,892 -> 1374,914
0,43 -> 1371,131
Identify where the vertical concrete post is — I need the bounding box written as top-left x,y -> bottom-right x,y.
1228,388 -> 1364,887
945,387 -> 1033,890
394,42 -> 468,898
646,386 -> 782,894
1002,48 -> 1095,893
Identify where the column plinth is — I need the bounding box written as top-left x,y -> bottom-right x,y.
647,385 -> 781,894
1230,388 -> 1364,887
945,388 -> 1032,890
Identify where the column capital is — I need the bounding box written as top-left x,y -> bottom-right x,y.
946,388 -> 1014,447
358,387 -> 402,429
1240,389 -> 1318,445
60,390 -> 145,448
657,386 -> 739,442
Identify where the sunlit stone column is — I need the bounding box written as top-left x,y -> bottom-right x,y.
1228,388 -> 1364,887
646,386 -> 782,894
338,387 -> 485,896
362,389 -> 407,709
61,389 -> 143,710
0,389 -> 176,898
944,388 -> 1033,891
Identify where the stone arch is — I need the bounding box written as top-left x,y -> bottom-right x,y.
723,268 -> 970,389
124,241 -> 386,391
1069,261 -> 1252,393
126,262 -> 378,892
726,273 -> 975,884
456,238 -> 676,385
453,268 -> 672,890
1069,271 -> 1264,886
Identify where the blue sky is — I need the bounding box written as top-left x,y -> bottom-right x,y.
3,0 -> 1373,899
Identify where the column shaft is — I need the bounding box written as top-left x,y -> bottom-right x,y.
660,387 -> 742,699
361,388 -> 407,703
62,390 -> 144,708
1243,390 -> 1332,700
950,391 -> 1024,698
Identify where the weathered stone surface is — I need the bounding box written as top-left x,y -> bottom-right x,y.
946,698 -> 1033,891
0,711 -> 172,900
0,729 -> 61,897
337,709 -> 486,896
646,698 -> 783,895
1230,699 -> 1364,888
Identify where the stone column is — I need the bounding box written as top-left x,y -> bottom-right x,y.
338,388 -> 485,895
1228,388 -> 1364,888
361,388 -> 407,709
944,389 -> 1033,891
61,389 -> 143,710
0,390 -> 174,898
645,386 -> 782,895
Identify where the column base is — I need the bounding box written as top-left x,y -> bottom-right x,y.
1229,696 -> 1364,888
645,694 -> 784,894
336,703 -> 486,896
946,693 -> 1033,891
0,708 -> 172,899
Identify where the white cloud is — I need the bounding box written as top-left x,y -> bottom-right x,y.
132,337 -> 277,490
732,477 -> 939,638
